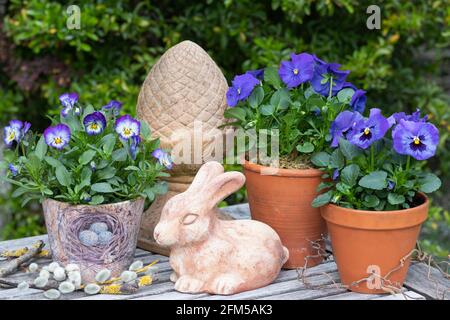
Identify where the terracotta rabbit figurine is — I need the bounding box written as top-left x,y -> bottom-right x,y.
154,161 -> 289,295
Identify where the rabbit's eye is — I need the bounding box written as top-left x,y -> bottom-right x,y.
180,213 -> 199,225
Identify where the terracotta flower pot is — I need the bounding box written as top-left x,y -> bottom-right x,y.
243,161 -> 327,269
321,193 -> 429,294
42,198 -> 145,283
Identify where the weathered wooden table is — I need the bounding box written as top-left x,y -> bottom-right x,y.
0,204 -> 448,300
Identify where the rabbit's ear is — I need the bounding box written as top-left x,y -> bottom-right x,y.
205,171 -> 245,209
188,161 -> 224,193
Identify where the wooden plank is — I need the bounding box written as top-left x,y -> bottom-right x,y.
373,291 -> 425,300
258,287 -> 346,300
318,291 -> 385,300
197,272 -> 341,300
403,262 -> 450,300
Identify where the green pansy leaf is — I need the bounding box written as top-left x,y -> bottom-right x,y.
35,135 -> 48,161
89,195 -> 104,205
55,165 -> 72,187
311,152 -> 330,167
317,181 -> 333,192
248,86 -> 264,108
91,183 -> 114,193
296,142 -> 315,153
358,171 -> 387,190
260,104 -> 275,116
112,148 -> 128,162
140,120 -> 151,140
337,88 -> 355,103
312,190 -> 333,208
97,166 -> 116,180
387,193 -> 405,205
341,164 -> 360,187
45,156 -> 62,168
339,139 -> 361,160
79,150 -> 97,165
418,173 -> 441,193
264,66 -> 282,89
153,182 -> 168,195
329,149 -> 345,169
363,194 -> 380,208
101,134 -> 116,156
224,107 -> 247,122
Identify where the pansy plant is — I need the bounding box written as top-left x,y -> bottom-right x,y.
1,94 -> 172,206
223,52 -> 366,166
311,108 -> 441,211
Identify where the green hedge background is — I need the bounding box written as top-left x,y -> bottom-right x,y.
0,0 -> 449,257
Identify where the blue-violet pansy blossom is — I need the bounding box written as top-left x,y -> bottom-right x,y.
152,148 -> 173,170
350,89 -> 366,114
8,163 -> 19,177
278,53 -> 314,88
392,119 -> 439,161
388,108 -> 428,127
3,120 -> 23,146
115,115 -> 140,140
330,110 -> 363,147
246,69 -> 264,81
83,112 -> 107,135
130,135 -> 141,160
44,124 -> 71,150
347,108 -> 390,149
311,56 -> 350,97
226,73 -> 260,107
59,93 -> 79,117
102,100 -> 123,115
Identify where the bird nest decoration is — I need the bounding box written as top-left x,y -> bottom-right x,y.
43,198 -> 145,282
58,210 -> 131,265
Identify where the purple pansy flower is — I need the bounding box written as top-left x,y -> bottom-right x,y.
347,108 -> 390,149
83,112 -> 107,135
151,148 -> 173,170
130,135 -> 140,160
278,53 -> 314,89
102,100 -> 123,115
330,110 -> 363,147
388,108 -> 428,127
44,124 -> 71,150
22,122 -> 31,137
332,169 -> 340,181
59,93 -> 79,117
226,73 -> 260,107
246,69 -> 264,81
342,82 -> 357,90
392,119 -> 439,160
387,180 -> 396,190
3,120 -> 23,146
311,56 -> 350,97
115,115 -> 140,140
8,163 -> 19,177
350,89 -> 366,114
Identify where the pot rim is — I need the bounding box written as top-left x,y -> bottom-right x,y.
321,193 -> 429,230
243,160 -> 323,177
43,197 -> 145,208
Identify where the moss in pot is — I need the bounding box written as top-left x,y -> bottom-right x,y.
312,107 -> 441,293
223,53 -> 369,268
1,93 -> 172,282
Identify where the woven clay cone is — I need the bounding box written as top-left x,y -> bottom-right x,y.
136,40 -> 232,255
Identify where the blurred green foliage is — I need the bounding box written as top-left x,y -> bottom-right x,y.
0,0 -> 448,256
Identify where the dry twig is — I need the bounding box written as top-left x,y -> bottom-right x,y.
0,241 -> 44,277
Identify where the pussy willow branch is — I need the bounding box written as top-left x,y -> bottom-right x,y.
0,240 -> 44,277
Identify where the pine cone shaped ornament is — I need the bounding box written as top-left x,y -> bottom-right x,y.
136,40 -> 229,175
